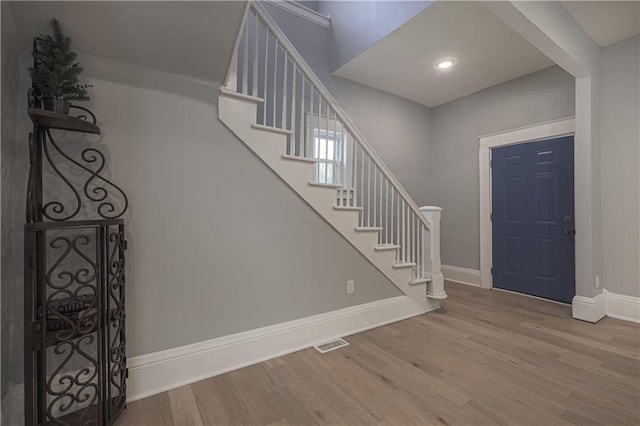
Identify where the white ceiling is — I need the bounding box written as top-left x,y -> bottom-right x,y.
8,1 -> 247,83
333,1 -> 555,108
333,1 -> 640,108
562,1 -> 640,47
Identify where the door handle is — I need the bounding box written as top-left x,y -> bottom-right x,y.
563,228 -> 574,236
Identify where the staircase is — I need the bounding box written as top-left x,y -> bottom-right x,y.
218,2 -> 446,312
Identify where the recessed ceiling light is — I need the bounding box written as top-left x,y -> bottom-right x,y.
436,59 -> 455,70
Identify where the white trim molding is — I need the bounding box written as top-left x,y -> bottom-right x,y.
605,290 -> 640,323
572,291 -> 607,323
442,265 -> 481,287
127,296 -> 427,402
478,117 -> 576,290
572,290 -> 640,323
265,0 -> 331,28
478,117 -> 576,150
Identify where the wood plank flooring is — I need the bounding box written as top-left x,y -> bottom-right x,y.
117,282 -> 640,425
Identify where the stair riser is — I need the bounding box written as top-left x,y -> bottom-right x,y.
371,249 -> 398,266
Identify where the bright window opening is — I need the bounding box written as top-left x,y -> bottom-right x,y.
313,128 -> 347,185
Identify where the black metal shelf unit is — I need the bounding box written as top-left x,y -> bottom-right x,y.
25,50 -> 129,426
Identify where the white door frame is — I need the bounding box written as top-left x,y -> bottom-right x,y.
478,117 -> 576,289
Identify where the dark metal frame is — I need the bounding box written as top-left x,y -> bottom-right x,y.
26,90 -> 128,224
25,37 -> 128,426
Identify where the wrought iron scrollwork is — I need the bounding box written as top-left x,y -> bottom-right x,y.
69,104 -> 98,125
107,229 -> 126,414
42,129 -> 128,222
46,337 -> 100,425
43,231 -> 101,425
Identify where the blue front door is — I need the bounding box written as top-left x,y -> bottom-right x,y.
492,136 -> 575,303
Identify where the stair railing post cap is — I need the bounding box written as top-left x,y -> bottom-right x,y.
419,206 -> 443,212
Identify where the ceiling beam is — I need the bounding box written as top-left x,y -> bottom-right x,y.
482,1 -> 600,77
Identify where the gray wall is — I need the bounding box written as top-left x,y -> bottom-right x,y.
315,1 -> 432,71
43,54 -> 400,357
429,66 -> 576,270
1,3 -> 27,423
263,3 -> 434,207
1,11 -> 403,419
600,35 -> 640,297
295,1 -> 319,12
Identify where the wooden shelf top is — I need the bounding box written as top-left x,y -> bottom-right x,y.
28,107 -> 101,134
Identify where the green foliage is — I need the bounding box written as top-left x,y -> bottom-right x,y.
30,18 -> 92,101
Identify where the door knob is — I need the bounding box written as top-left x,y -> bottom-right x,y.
563,228 -> 574,236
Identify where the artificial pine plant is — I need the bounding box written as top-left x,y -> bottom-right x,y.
30,18 -> 91,101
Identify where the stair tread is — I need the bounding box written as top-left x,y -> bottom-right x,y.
251,123 -> 293,135
281,154 -> 318,163
219,87 -> 264,103
409,275 -> 432,285
355,227 -> 383,232
392,262 -> 417,269
374,244 -> 401,251
333,206 -> 362,211
309,182 -> 343,189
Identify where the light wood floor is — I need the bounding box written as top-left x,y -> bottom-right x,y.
117,282 -> 640,426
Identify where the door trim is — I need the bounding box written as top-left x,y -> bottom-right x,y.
478,117 -> 575,289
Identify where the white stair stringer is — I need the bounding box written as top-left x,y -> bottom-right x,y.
219,91 -> 440,313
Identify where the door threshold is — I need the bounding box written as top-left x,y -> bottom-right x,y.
491,287 -> 572,306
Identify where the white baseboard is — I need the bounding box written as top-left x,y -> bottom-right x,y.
441,265 -> 481,287
572,291 -> 607,323
605,290 -> 640,323
572,290 -> 640,324
128,296 -> 426,402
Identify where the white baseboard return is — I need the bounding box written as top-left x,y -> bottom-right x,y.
572,290 -> 639,324
127,295 -> 430,402
572,292 -> 607,323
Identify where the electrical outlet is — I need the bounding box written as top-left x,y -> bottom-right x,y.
347,280 -> 355,294
595,275 -> 600,288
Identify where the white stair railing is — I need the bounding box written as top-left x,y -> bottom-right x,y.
225,2 -> 441,284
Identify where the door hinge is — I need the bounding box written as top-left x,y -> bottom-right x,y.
123,240 -> 128,250
490,267 -> 494,275
125,368 -> 129,379
490,212 -> 493,221
490,159 -> 493,168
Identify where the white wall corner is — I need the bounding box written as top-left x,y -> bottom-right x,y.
605,290 -> 640,324
127,295 -> 424,402
572,291 -> 606,323
442,265 -> 482,287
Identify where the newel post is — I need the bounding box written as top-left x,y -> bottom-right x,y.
420,206 -> 447,300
